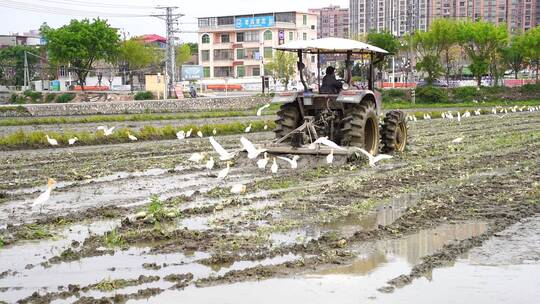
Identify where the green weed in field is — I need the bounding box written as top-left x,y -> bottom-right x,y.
103,228 -> 126,248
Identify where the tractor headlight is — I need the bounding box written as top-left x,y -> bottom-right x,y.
342,83 -> 350,90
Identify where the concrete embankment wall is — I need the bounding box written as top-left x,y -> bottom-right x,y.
0,96 -> 270,117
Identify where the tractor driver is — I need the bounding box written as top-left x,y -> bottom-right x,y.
320,66 -> 342,94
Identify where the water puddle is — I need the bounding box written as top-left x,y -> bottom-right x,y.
135,221 -> 487,304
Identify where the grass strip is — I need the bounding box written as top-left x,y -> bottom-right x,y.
0,106 -> 278,127
0,120 -> 275,150
383,99 -> 540,110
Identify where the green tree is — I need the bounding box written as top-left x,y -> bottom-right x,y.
413,30 -> 444,84
429,19 -> 459,85
0,45 -> 41,86
187,43 -> 198,55
457,21 -> 508,87
264,51 -> 297,90
40,18 -> 120,90
175,44 -> 192,67
501,35 -> 527,79
119,39 -> 160,91
523,26 -> 540,83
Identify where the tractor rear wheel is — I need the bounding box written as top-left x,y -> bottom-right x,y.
340,100 -> 379,155
381,110 -> 408,153
274,103 -> 300,142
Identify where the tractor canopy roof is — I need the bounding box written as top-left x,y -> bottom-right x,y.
274,37 -> 388,54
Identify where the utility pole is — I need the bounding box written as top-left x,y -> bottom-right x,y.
23,51 -> 29,89
152,6 -> 183,99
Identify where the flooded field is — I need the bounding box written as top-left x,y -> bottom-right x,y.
0,110 -> 539,303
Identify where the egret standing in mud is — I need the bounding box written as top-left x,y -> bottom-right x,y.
327,149 -> 334,164
68,137 -> 78,145
127,132 -> 138,141
176,130 -> 185,140
205,157 -> 215,170
197,130 -> 203,138
354,148 -> 393,167
32,178 -> 56,213
212,128 -> 217,135
244,123 -> 252,133
189,152 -> 206,163
271,157 -> 278,174
452,137 -> 464,144
264,124 -> 268,130
46,135 -> 58,146
230,184 -> 247,194
217,162 -> 231,179
256,104 -> 271,116
240,137 -> 267,159
277,155 -> 300,169
209,137 -> 235,161
186,128 -> 193,138
257,152 -> 269,169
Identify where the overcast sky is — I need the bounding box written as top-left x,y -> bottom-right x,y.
0,0 -> 349,42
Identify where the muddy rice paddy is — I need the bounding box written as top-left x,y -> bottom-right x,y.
0,109 -> 539,303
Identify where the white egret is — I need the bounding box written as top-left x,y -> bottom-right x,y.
209,137 -> 235,160
263,124 -> 268,130
230,184 -> 247,194
353,148 -> 393,167
447,112 -> 454,120
217,163 -> 230,179
212,128 -> 217,135
32,178 -> 56,213
463,111 -> 471,118
46,135 -> 58,146
240,136 -> 267,159
474,109 -> 481,116
452,137 -> 464,144
257,152 -> 269,169
68,137 -> 78,145
457,111 -> 461,123
186,128 -> 193,137
176,130 -> 185,140
277,155 -> 299,169
244,123 -> 252,133
308,136 -> 345,151
205,157 -> 215,170
256,103 -> 271,116
127,132 -> 138,141
492,107 -> 497,115
271,157 -> 278,174
189,152 -> 205,163
326,149 -> 334,164
97,126 -> 115,136
197,130 -> 203,138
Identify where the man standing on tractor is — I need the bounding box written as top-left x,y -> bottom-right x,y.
320,66 -> 342,94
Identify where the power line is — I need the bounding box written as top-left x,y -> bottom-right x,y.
0,0 -> 151,17
29,0 -> 154,9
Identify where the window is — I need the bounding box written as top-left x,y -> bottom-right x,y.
263,47 -> 273,59
217,16 -> 234,25
303,33 -> 307,40
303,15 -> 307,25
201,50 -> 210,62
236,32 -> 244,42
237,66 -> 245,77
203,67 -> 210,77
214,49 -> 233,60
220,34 -> 230,43
246,48 -> 260,60
289,32 -> 293,40
264,30 -> 273,41
202,34 -> 210,44
237,49 -> 245,60
252,67 -> 260,76
275,12 -> 295,23
214,67 -> 232,77
245,31 -> 260,42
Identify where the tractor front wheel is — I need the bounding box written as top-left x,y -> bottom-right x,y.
381,110 -> 408,153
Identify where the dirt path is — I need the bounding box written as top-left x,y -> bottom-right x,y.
0,111 -> 539,303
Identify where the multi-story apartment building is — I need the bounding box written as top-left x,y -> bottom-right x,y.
308,5 -> 350,38
350,0 -> 537,37
197,11 -> 317,79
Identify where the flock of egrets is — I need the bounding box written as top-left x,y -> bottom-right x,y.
32,103 -> 539,210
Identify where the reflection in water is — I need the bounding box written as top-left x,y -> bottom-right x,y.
318,222 -> 487,276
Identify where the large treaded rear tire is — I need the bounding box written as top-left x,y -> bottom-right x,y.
340,99 -> 380,155
274,103 -> 300,142
381,110 -> 408,153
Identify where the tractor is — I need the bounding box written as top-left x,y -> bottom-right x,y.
268,37 -> 408,157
